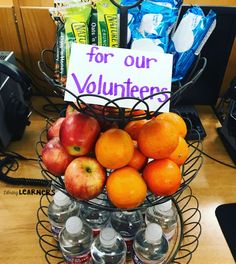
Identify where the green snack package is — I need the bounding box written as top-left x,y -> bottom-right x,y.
89,5 -> 99,45
49,8 -> 64,83
62,2 -> 92,69
96,0 -> 119,47
52,1 -> 91,85
49,7 -> 67,86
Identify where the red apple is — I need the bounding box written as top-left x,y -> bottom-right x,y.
60,112 -> 101,156
41,137 -> 74,176
64,156 -> 106,200
47,117 -> 65,140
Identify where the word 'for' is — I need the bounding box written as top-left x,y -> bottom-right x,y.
86,46 -> 158,69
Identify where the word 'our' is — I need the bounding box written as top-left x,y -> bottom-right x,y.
86,46 -> 158,69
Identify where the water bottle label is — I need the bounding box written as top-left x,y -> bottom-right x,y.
132,253 -> 165,264
124,237 -> 134,253
51,225 -> 62,239
64,251 -> 91,264
92,228 -> 101,237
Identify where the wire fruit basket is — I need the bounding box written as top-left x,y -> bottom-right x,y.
36,122 -> 203,211
36,38 -> 205,263
35,45 -> 205,211
36,186 -> 201,264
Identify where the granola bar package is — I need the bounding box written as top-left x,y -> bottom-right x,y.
95,0 -> 119,47
49,7 -> 66,84
60,2 -> 92,70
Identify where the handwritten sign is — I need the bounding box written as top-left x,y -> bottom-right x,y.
65,43 -> 173,112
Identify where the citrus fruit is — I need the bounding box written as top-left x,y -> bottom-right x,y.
95,128 -> 134,169
169,136 -> 189,166
125,109 -> 146,118
124,119 -> 148,140
106,166 -> 147,209
155,112 -> 187,138
138,119 -> 179,159
143,159 -> 181,196
128,144 -> 148,171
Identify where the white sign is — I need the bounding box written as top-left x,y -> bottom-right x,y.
65,43 -> 173,112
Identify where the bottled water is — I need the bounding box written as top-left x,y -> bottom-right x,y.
91,227 -> 127,264
132,223 -> 169,264
47,190 -> 80,240
145,200 -> 178,240
59,216 -> 93,263
110,210 -> 143,258
80,197 -> 110,237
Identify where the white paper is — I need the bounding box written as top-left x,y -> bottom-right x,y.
65,43 -> 173,112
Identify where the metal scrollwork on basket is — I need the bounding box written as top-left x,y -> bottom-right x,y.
38,48 -> 207,124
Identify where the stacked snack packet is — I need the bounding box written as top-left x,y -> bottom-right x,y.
130,0 -> 182,53
49,0 -> 216,85
168,5 -> 216,81
49,0 -> 120,86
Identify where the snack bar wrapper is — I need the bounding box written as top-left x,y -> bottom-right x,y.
62,2 -> 92,70
96,0 -> 119,47
49,0 -> 91,86
168,5 -> 216,81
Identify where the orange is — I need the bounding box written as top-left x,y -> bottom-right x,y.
128,144 -> 148,171
169,136 -> 189,166
155,112 -> 187,138
124,119 -> 148,140
125,109 -> 146,118
106,166 -> 147,209
95,128 -> 134,169
138,119 -> 179,159
143,159 -> 181,196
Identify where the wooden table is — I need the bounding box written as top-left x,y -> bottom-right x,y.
0,97 -> 235,264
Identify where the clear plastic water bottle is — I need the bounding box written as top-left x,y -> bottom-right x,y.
80,197 -> 110,237
59,216 -> 93,264
48,190 -> 80,240
91,227 -> 127,264
132,223 -> 169,264
110,210 -> 143,258
145,200 -> 178,240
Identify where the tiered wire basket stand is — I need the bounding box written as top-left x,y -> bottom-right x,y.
36,50 -> 205,263
35,1 -> 207,260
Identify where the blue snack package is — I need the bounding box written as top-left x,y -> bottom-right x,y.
131,0 -> 180,52
168,5 -> 216,82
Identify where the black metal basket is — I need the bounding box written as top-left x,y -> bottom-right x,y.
36,119 -> 203,212
36,44 -> 205,264
36,0 -> 207,261
35,39 -> 206,211
36,186 -> 201,264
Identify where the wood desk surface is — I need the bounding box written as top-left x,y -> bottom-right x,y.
0,97 -> 235,264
